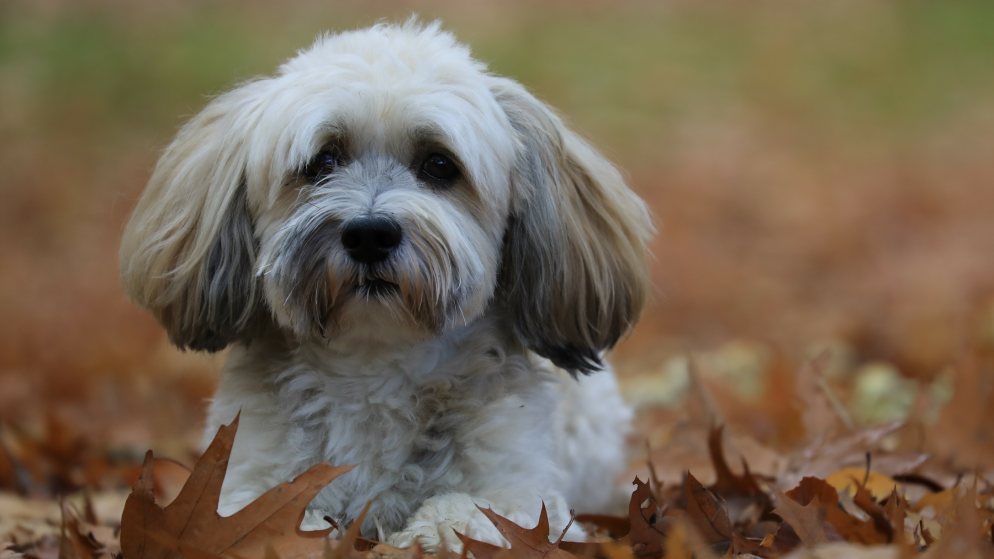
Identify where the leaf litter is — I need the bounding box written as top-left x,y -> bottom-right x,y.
3,350 -> 994,558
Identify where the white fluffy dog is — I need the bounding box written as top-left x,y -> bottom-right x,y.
120,21 -> 651,550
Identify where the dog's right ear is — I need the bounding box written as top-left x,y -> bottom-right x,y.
119,81 -> 268,352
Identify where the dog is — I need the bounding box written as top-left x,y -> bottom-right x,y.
119,20 -> 651,550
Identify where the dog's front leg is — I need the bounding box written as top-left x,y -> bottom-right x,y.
386,490 -> 583,552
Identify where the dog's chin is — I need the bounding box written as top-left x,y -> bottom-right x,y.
352,278 -> 400,299
330,295 -> 430,346
317,277 -> 431,345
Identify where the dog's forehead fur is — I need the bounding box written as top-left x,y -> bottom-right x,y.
239,22 -> 518,209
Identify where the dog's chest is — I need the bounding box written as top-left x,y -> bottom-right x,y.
271,348 -> 503,530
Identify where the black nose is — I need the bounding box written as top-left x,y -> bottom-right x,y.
341,217 -> 403,263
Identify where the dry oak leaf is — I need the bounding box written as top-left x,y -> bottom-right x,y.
780,477 -> 891,546
920,487 -> 994,559
881,489 -> 909,545
624,478 -> 666,558
575,477 -> 676,558
706,426 -> 769,504
454,504 -> 594,559
60,502 -> 100,559
120,415 -> 354,559
849,480 -> 895,543
682,472 -> 731,548
773,490 -> 831,547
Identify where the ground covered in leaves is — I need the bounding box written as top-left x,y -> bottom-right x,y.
4,345 -> 994,559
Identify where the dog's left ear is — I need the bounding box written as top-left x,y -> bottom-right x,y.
491,78 -> 653,375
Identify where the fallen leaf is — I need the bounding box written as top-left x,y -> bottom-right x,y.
60,502 -> 98,559
682,472 -> 731,547
707,426 -> 769,499
882,489 -> 909,546
624,478 -> 665,558
785,478 -> 839,509
774,491 -> 831,546
783,477 -> 890,545
779,422 -> 906,491
921,487 -> 993,558
453,532 -> 505,559
913,488 -> 956,515
120,415 -> 353,559
851,480 -> 895,543
574,514 -> 629,539
826,468 -> 897,501
467,504 -> 585,559
598,541 -> 635,559
781,542 -> 899,558
323,501 -> 373,559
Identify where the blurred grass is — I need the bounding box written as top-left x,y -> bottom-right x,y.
1,0 -> 993,441
4,2 -> 994,151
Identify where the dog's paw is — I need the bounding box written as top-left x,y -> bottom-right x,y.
386,493 -> 510,552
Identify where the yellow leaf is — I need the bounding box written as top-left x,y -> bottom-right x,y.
825,468 -> 897,501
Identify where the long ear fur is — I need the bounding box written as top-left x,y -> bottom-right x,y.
492,78 -> 653,374
119,83 -> 266,351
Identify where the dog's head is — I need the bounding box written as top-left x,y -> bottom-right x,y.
120,21 -> 652,374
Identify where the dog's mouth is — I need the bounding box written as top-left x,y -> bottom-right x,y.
353,277 -> 399,298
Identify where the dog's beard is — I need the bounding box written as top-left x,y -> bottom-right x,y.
260,213 -> 469,342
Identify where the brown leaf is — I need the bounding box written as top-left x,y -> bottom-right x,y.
782,477 -> 890,545
624,478 -> 664,558
120,415 -> 353,559
322,502 -> 372,559
921,487 -> 993,558
773,492 -> 831,546
882,489 -> 909,543
707,426 -> 767,500
60,503 -> 98,559
453,531 -> 504,559
706,425 -> 774,530
473,504 -> 580,558
914,488 -> 956,515
851,480 -> 894,543
574,514 -> 629,539
597,542 -> 635,559
785,477 -> 838,509
682,472 -> 732,547
323,501 -> 371,559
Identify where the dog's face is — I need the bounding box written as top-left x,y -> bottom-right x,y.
120,22 -> 652,373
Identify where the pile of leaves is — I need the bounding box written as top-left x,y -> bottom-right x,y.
3,349 -> 994,559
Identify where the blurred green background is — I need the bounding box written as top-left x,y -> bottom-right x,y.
2,0 -> 994,442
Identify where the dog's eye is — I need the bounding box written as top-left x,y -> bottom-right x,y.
420,154 -> 460,184
304,148 -> 343,181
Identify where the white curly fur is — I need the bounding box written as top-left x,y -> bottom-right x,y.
120,20 -> 651,551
